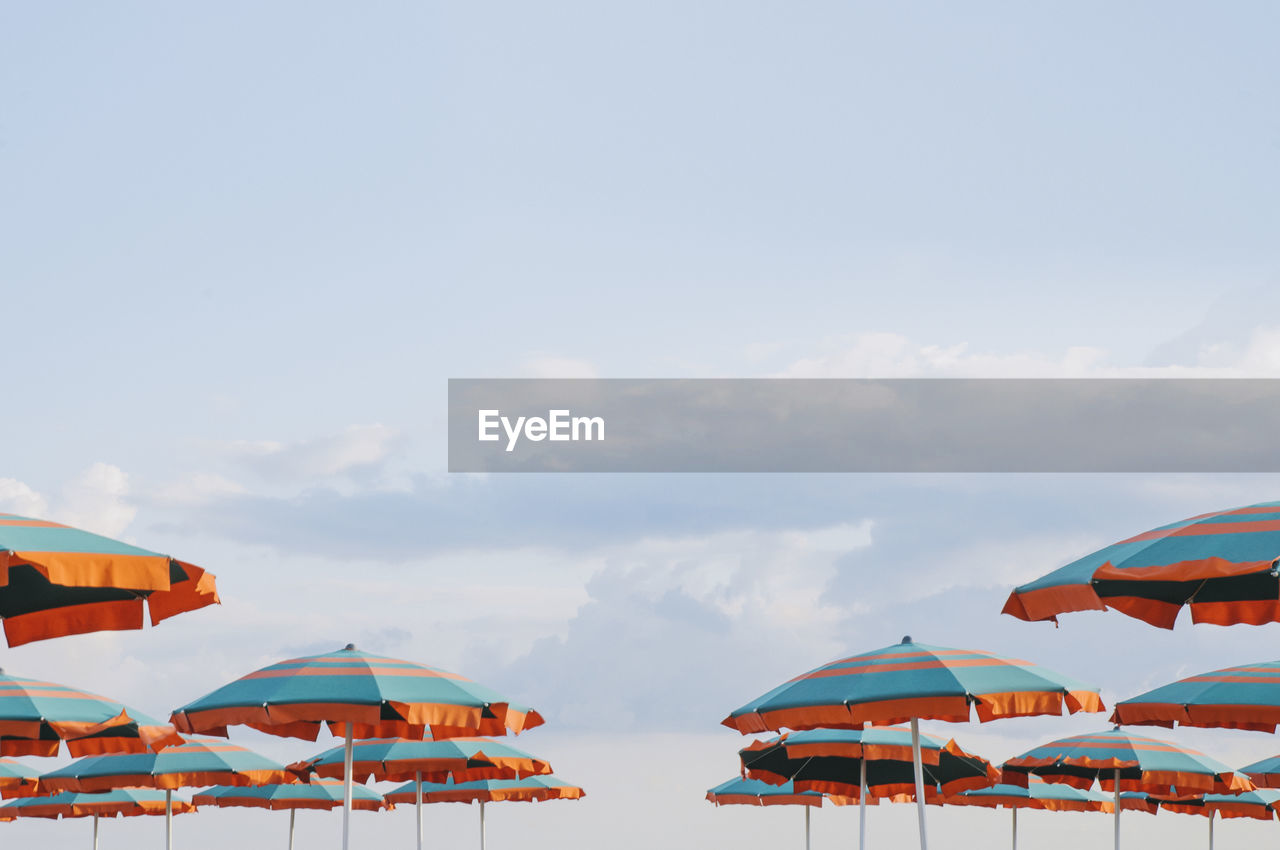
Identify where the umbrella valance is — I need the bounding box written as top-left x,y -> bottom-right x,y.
0,513 -> 218,646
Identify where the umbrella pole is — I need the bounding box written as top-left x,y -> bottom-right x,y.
288,808 -> 296,850
910,717 -> 929,850
343,725 -> 355,850
93,812 -> 99,850
416,771 -> 423,850
1208,810 -> 1213,850
166,788 -> 173,850
480,800 -> 486,850
1011,808 -> 1017,850
805,804 -> 810,850
859,757 -> 867,850
1113,768 -> 1120,850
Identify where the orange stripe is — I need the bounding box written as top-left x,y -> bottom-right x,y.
244,666 -> 463,680
0,519 -> 67,528
1119,519 -> 1280,543
2,599 -> 146,648
797,658 -> 1021,679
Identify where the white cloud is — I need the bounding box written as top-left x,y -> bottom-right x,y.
57,462 -> 137,537
223,423 -> 400,485
0,478 -> 49,517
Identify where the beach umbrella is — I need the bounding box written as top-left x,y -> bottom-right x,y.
706,776 -> 830,850
1003,500 -> 1280,628
741,727 -> 998,850
1,788 -> 194,849
0,512 -> 219,647
290,736 -> 552,850
722,636 -> 1104,850
1241,753 -> 1280,787
37,735 -> 296,850
1139,789 -> 1280,850
1002,727 -> 1254,849
170,643 -> 542,850
192,778 -> 389,850
946,777 -> 1114,850
385,775 -> 584,850
1112,658 -> 1280,732
0,757 -> 40,798
0,670 -> 181,757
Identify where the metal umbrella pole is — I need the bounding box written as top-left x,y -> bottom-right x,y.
859,757 -> 867,850
1011,808 -> 1017,850
1207,810 -> 1214,850
416,770 -> 423,850
1113,768 -> 1120,850
480,800 -> 487,850
910,718 -> 929,850
342,726 -> 355,850
288,809 -> 296,850
166,788 -> 173,850
93,812 -> 99,850
804,804 -> 810,850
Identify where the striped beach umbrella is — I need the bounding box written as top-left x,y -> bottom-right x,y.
1003,501 -> 1280,629
1002,728 -> 1254,849
1,788 -> 195,849
0,513 -> 219,647
193,779 -> 389,850
291,737 -> 552,850
1140,789 -> 1280,850
38,735 -> 296,850
741,728 -> 998,850
170,644 -> 542,850
0,671 -> 181,757
707,776 -> 829,850
1241,753 -> 1280,787
0,758 -> 39,798
722,636 -> 1103,850
947,777 -> 1114,850
385,775 -> 584,850
1112,659 -> 1280,732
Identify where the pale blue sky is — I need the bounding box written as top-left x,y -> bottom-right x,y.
3,3 -> 1280,848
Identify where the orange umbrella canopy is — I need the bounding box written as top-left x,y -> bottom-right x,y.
39,736 -> 296,792
1,788 -> 196,820
193,778 -> 389,812
0,671 -> 181,757
290,737 -> 552,784
0,513 -> 219,647
0,758 -> 39,799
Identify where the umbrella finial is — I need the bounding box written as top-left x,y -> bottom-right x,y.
343,643 -> 357,651
900,635 -> 913,644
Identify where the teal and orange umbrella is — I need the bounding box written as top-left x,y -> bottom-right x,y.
385,775 -> 584,850
1,788 -> 196,848
707,776 -> 831,850
291,736 -> 552,850
193,778 -> 390,850
291,736 -> 553,850
290,736 -> 552,784
0,513 -> 219,646
1112,659 -> 1280,732
947,778 -> 1114,850
0,671 -> 181,757
0,758 -> 39,798
723,637 -> 1103,850
36,736 -> 295,850
170,644 -> 542,850
1241,753 -> 1280,787
1001,728 -> 1254,849
706,776 -> 829,807
740,727 -> 998,850
1003,500 -> 1280,628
